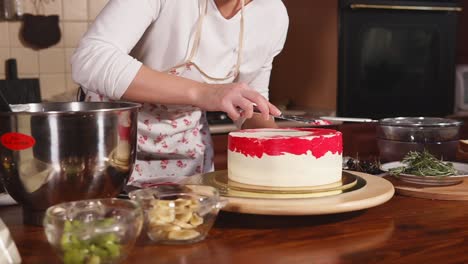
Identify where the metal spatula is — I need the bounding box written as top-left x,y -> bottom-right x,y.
246,105 -> 328,125
274,113 -> 333,125
319,116 -> 377,123
267,111 -> 376,125
275,114 -> 377,124
250,106 -> 376,125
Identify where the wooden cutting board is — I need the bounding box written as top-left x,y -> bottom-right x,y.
386,176 -> 468,201
186,171 -> 395,215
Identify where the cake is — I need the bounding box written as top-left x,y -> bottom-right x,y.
227,128 -> 343,187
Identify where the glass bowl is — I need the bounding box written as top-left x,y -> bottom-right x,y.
377,117 -> 462,142
128,184 -> 227,245
43,198 -> 143,264
377,139 -> 459,162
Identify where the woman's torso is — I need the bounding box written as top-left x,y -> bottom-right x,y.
86,0 -> 287,185
130,0 -> 283,82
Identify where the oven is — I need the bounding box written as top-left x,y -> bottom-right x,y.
338,0 -> 462,119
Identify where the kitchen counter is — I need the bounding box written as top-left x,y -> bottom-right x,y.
3,192 -> 468,263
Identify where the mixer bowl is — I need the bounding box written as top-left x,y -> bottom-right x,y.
0,102 -> 140,225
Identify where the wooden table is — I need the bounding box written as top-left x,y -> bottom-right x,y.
3,194 -> 468,264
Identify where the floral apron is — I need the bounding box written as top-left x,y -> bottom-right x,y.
85,0 -> 246,186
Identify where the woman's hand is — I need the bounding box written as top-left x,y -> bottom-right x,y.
194,82 -> 281,121
121,67 -> 280,121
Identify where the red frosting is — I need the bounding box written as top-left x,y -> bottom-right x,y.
228,128 -> 342,158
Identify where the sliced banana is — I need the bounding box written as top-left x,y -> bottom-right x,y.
150,208 -> 175,223
189,214 -> 203,227
167,230 -> 200,240
147,197 -> 206,241
175,211 -> 193,223
151,199 -> 174,208
160,224 -> 182,232
173,219 -> 194,229
148,219 -> 170,227
189,199 -> 200,210
174,198 -> 191,207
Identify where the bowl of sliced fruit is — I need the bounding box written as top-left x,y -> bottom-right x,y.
43,198 -> 143,264
129,184 -> 227,245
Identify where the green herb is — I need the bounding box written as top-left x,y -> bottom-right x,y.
388,150 -> 458,177
60,218 -> 121,264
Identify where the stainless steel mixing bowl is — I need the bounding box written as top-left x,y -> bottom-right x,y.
0,102 -> 140,225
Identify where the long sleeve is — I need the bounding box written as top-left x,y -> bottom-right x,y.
71,0 -> 163,99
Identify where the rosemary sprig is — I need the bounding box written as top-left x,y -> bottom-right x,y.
388,150 -> 458,177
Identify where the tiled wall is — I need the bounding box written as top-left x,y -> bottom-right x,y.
0,0 -> 108,100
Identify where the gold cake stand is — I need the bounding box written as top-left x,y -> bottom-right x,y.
200,171 -> 360,199
184,170 -> 394,215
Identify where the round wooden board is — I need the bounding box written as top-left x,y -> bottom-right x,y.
185,171 -> 395,215
386,176 -> 468,201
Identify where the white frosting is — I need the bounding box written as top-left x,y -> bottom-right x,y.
228,151 -> 342,187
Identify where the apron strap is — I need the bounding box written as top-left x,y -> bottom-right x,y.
235,0 -> 245,74
168,0 -> 245,81
186,0 -> 208,63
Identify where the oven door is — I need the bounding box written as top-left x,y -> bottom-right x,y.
338,0 -> 462,119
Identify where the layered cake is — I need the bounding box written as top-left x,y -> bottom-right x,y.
227,128 -> 343,187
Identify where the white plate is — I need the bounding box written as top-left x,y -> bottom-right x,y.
381,161 -> 466,186
381,161 -> 468,178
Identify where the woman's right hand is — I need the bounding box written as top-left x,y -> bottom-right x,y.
195,82 -> 281,121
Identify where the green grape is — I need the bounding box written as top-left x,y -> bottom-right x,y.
60,219 -> 122,264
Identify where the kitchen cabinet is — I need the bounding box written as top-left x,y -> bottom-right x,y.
338,123 -> 379,159
212,134 -> 229,170
269,1 -> 338,111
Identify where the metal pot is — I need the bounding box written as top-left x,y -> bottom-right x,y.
376,117 -> 463,162
0,102 -> 140,225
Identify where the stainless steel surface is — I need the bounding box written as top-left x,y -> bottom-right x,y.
377,117 -> 462,142
275,114 -> 375,124
350,4 -> 462,12
248,106 -> 329,125
0,102 -> 140,224
320,116 -> 377,123
275,114 -> 319,124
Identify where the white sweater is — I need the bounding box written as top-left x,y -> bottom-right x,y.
71,0 -> 289,100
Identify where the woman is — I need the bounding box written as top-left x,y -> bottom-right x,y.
71,0 -> 289,185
